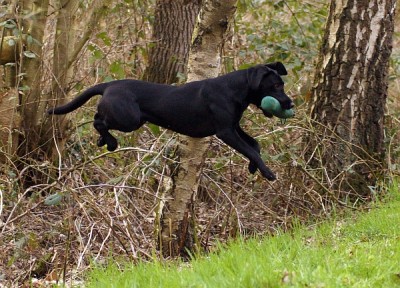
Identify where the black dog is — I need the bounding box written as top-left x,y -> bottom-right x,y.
48,62 -> 293,181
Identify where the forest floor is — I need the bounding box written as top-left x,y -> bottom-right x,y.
84,180 -> 400,288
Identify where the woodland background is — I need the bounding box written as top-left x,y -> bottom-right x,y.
0,0 -> 399,285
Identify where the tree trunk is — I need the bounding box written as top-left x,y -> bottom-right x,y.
19,0 -> 49,148
143,0 -> 201,84
44,0 -> 107,160
39,0 -> 80,161
141,0 -> 202,256
306,0 -> 395,198
7,0 -> 108,186
160,0 -> 237,258
0,1 -> 21,162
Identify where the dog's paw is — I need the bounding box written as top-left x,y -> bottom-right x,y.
248,162 -> 257,174
106,139 -> 118,151
261,170 -> 276,181
97,136 -> 106,147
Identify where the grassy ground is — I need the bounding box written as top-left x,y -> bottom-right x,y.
86,180 -> 400,288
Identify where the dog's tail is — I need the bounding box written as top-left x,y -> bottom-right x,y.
47,82 -> 110,115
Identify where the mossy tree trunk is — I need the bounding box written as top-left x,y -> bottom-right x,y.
44,0 -> 108,161
306,0 -> 395,198
0,0 -> 108,185
143,0 -> 201,84
15,0 -> 50,184
0,1 -> 21,161
160,0 -> 237,258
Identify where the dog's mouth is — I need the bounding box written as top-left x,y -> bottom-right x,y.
270,95 -> 294,110
261,108 -> 274,118
282,101 -> 295,110
259,96 -> 295,119
282,98 -> 296,110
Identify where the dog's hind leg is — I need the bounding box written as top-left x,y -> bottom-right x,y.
94,113 -> 118,151
94,97 -> 143,151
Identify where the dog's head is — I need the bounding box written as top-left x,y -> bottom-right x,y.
248,62 -> 293,117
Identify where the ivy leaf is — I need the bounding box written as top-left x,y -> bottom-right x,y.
7,38 -> 16,46
96,32 -> 112,46
26,35 -> 34,44
44,193 -> 63,206
109,61 -> 125,79
1,19 -> 16,29
23,51 -> 36,58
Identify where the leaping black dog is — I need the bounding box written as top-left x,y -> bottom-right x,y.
48,62 -> 293,180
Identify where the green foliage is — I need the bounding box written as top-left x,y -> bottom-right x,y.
234,0 -> 328,78
86,182 -> 400,288
83,0 -> 154,81
109,61 -> 126,79
0,19 -> 17,32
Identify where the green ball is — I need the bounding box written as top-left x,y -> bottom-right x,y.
261,96 -> 294,119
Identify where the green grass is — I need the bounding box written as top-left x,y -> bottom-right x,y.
86,182 -> 400,288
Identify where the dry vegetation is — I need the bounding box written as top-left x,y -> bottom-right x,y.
0,1 -> 399,286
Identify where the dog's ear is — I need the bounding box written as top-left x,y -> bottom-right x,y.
248,66 -> 269,91
266,62 -> 287,76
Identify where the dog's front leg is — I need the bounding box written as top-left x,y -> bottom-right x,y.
236,126 -> 261,174
216,128 -> 276,181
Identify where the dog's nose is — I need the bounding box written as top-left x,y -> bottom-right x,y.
290,102 -> 295,109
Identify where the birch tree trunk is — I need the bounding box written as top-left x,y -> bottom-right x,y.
306,0 -> 395,197
160,0 -> 237,258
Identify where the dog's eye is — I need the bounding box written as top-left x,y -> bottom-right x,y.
274,83 -> 283,90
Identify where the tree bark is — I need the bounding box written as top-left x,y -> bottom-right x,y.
41,0 -> 79,161
44,0 -> 108,160
160,0 -> 237,258
306,0 -> 395,197
17,0 -> 49,171
0,0 -> 111,185
141,0 -> 202,257
143,0 -> 201,84
0,2 -> 21,162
